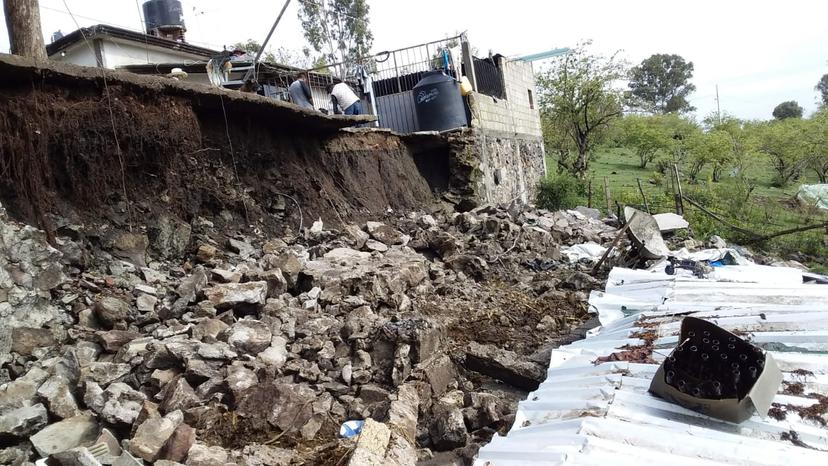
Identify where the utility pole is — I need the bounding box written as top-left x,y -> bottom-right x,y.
715,84 -> 722,124
4,0 -> 47,60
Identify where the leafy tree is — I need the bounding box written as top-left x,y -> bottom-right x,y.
704,112 -> 757,178
615,115 -> 672,169
232,40 -> 315,69
233,39 -> 276,62
686,130 -> 734,182
628,54 -> 696,114
817,74 -> 828,106
755,119 -> 808,186
297,0 -> 373,79
804,109 -> 828,182
537,43 -> 627,176
772,100 -> 803,120
541,112 -> 577,173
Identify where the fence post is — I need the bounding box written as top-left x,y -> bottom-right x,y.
673,164 -> 685,216
603,177 -> 611,215
637,178 -> 650,213
392,51 -> 402,94
461,34 -> 477,91
588,179 -> 593,208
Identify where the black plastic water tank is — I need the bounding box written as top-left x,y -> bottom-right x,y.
413,71 -> 467,132
143,0 -> 185,31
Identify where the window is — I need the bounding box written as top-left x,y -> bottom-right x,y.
528,89 -> 535,109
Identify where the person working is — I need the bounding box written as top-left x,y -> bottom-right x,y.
288,73 -> 315,110
327,82 -> 362,115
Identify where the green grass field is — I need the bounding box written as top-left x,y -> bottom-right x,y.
543,148 -> 828,269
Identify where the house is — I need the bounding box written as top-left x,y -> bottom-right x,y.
46,24 -> 216,72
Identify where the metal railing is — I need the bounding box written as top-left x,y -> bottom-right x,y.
473,57 -> 506,99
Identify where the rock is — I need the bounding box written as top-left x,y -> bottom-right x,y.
429,401 -> 467,451
112,452 -> 144,466
366,221 -> 404,245
196,244 -> 218,263
85,382 -> 146,425
574,206 -> 602,220
237,444 -> 295,466
176,267 -> 209,304
37,376 -> 80,419
159,423 -> 196,463
110,232 -> 149,267
420,355 -> 456,397
0,403 -> 48,439
257,336 -> 288,368
708,235 -> 727,249
253,269 -> 288,298
269,253 -> 302,288
149,215 -> 192,260
30,415 -> 99,457
93,297 -> 130,329
561,271 -> 600,291
159,377 -> 200,413
343,224 -> 369,249
419,214 -> 438,228
186,444 -> 228,466
236,383 -> 315,435
462,392 -> 500,430
226,320 -> 272,355
130,410 -> 183,462
10,327 -> 56,355
392,343 -> 412,387
50,447 -> 101,466
136,294 -> 158,312
81,362 -> 131,386
464,342 -> 545,391
359,384 -> 390,404
203,281 -> 268,309
347,419 -> 391,466
387,383 -> 419,440
227,238 -> 255,259
98,330 -> 142,352
0,367 -> 49,412
446,254 -> 488,280
365,239 -> 389,252
226,364 -> 258,399
211,268 -> 242,284
192,319 -> 230,342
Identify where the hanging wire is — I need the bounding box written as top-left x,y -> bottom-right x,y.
61,0 -> 134,231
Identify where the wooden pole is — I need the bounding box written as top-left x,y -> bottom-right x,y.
587,179 -> 593,208
636,178 -> 650,213
591,212 -> 637,275
603,177 -> 611,215
4,0 -> 47,60
673,164 -> 685,215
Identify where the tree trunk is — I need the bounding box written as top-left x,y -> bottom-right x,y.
4,0 -> 46,60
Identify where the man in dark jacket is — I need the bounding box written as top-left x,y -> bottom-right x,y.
288,73 -> 314,110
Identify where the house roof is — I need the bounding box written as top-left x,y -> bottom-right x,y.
46,24 -> 217,59
475,256 -> 828,464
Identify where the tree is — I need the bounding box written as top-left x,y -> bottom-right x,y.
755,119 -> 808,186
628,54 -> 696,114
232,40 -> 314,68
4,0 -> 46,60
686,130 -> 734,182
772,100 -> 803,120
817,74 -> 828,106
615,115 -> 672,169
804,109 -> 828,183
297,0 -> 373,79
704,112 -> 755,178
537,43 -> 627,176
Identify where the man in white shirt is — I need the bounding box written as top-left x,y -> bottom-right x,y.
327,82 -> 362,115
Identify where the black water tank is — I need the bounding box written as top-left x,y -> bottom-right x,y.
413,71 -> 467,132
143,0 -> 185,32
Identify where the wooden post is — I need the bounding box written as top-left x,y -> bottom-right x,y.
603,177 -> 611,215
673,164 -> 685,215
4,0 -> 47,60
636,178 -> 650,213
587,179 -> 593,208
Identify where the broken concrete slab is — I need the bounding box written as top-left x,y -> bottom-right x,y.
129,410 -> 183,462
464,342 -> 545,391
0,402 -> 48,439
203,281 -> 268,309
347,418 -> 391,466
30,415 -> 99,457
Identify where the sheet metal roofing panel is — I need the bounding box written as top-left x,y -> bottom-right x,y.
475,263 -> 828,465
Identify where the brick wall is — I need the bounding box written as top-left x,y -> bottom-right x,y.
468,58 -> 542,138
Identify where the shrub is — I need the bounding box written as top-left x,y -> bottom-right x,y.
536,174 -> 585,211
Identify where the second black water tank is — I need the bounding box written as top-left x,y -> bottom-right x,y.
413,71 -> 467,132
143,0 -> 185,30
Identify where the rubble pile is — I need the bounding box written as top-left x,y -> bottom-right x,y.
0,201 -> 617,466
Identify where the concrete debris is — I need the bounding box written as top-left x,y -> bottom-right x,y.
0,199 -> 644,464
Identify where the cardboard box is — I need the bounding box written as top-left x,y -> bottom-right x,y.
648,317 -> 783,423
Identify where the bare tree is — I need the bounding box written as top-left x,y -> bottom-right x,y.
4,0 -> 47,60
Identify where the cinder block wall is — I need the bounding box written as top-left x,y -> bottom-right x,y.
469,59 -> 542,137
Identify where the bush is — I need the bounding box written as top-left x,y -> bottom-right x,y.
536,174 -> 585,211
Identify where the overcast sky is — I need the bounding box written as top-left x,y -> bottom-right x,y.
2,0 -> 826,120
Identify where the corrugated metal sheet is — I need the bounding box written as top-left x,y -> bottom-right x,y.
475,260 -> 828,465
